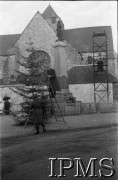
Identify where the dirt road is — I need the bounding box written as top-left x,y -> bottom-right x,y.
1,125 -> 118,180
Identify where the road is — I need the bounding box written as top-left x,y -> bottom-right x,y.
1,123 -> 118,180
0,112 -> 118,138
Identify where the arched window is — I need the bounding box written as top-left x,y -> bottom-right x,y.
28,50 -> 51,74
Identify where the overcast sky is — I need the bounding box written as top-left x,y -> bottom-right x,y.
0,1 -> 117,52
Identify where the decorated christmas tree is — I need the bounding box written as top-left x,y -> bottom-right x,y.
10,40 -> 51,114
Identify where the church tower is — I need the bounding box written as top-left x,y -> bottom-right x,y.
42,4 -> 64,31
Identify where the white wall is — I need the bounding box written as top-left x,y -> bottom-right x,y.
69,83 -> 113,103
0,87 -> 24,113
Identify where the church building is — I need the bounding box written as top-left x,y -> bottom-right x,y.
0,5 -> 118,105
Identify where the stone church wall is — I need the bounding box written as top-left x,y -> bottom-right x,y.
1,11 -> 117,109
65,42 -> 82,70
15,12 -> 57,71
81,52 -> 117,76
1,55 -> 17,84
0,56 -> 7,80
7,12 -> 82,76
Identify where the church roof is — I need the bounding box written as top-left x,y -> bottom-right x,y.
0,26 -> 114,58
0,26 -> 114,57
0,65 -> 117,85
68,65 -> 118,84
0,5 -> 60,56
62,26 -> 114,58
0,34 -> 20,56
42,4 -> 59,19
0,5 -> 114,58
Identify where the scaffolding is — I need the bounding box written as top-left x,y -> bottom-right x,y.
93,31 -> 110,104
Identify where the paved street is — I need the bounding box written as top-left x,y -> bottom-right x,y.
1,113 -> 118,180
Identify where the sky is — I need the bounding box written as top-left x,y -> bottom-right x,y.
0,1 -> 117,52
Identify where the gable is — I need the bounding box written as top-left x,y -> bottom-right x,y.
15,12 -> 57,67
0,25 -> 114,58
42,5 -> 59,19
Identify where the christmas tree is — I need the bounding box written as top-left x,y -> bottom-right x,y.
10,40 -> 51,114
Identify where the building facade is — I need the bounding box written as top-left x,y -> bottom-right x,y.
0,5 -> 118,105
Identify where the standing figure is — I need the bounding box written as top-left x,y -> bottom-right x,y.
41,93 -> 47,119
31,95 -> 46,134
3,99 -> 11,115
47,68 -> 60,98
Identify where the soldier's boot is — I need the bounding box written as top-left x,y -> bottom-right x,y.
34,124 -> 39,134
42,124 -> 46,133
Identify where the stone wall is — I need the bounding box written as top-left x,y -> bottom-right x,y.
0,56 -> 7,79
65,41 -> 81,70
80,52 -> 117,76
6,12 -> 83,76
15,12 -> 57,70
69,83 -> 113,103
1,55 -> 18,84
53,102 -> 118,116
1,12 -> 117,85
2,58 -> 9,84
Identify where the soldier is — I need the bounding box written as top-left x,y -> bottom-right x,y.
31,94 -> 46,134
41,93 -> 47,119
3,99 -> 11,115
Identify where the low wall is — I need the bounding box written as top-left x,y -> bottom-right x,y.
1,101 -> 118,115
54,102 -> 118,116
11,104 -> 22,113
97,102 -> 118,113
0,103 -> 22,114
54,102 -> 81,116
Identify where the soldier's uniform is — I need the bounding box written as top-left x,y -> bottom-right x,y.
4,100 -> 11,115
47,68 -> 60,98
41,94 -> 47,119
31,95 -> 46,134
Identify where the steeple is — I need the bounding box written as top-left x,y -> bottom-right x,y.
42,4 -> 64,30
42,4 -> 59,20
